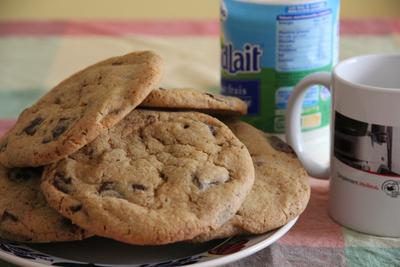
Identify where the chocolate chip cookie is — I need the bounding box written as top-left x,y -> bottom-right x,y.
0,165 -> 91,242
140,88 -> 247,115
194,121 -> 310,241
41,110 -> 255,245
0,51 -> 164,167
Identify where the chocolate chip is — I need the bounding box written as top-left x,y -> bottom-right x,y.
22,117 -> 44,135
82,146 -> 94,159
8,167 -> 42,181
54,97 -> 62,105
158,87 -> 166,91
42,136 -> 52,144
192,175 -> 203,190
1,210 -> 18,222
267,136 -> 294,154
99,181 -> 123,198
61,218 -> 82,234
205,93 -> 224,103
192,173 -> 224,190
52,118 -> 72,139
183,124 -> 190,129
208,125 -> 217,136
99,181 -> 115,193
69,204 -> 83,213
255,161 -> 265,167
61,218 -> 73,227
82,82 -> 89,87
96,75 -> 103,85
192,176 -> 219,190
159,172 -> 167,181
211,180 -> 221,186
53,173 -> 72,194
205,93 -> 215,99
0,141 -> 7,152
132,184 -> 146,191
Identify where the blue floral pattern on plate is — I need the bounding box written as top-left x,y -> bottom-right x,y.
0,218 -> 297,266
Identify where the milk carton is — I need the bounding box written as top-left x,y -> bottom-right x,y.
220,0 -> 340,134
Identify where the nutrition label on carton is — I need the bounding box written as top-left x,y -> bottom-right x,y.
276,9 -> 333,72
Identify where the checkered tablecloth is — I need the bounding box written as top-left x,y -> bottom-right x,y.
0,19 -> 400,267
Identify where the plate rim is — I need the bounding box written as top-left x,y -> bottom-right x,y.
0,247 -> 47,267
0,217 -> 298,267
186,217 -> 298,267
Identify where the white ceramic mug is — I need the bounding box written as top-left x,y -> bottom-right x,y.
285,54 -> 400,237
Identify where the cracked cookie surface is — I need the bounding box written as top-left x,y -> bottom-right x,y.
0,165 -> 91,242
0,51 -> 163,167
140,88 -> 247,115
194,121 -> 310,241
41,110 -> 254,245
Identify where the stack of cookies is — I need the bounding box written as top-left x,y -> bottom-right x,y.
0,51 -> 310,245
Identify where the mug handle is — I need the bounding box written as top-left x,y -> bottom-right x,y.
285,72 -> 332,179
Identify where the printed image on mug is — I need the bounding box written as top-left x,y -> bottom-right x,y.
334,111 -> 400,177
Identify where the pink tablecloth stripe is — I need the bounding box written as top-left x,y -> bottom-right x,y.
280,178 -> 345,248
0,120 -> 15,136
0,19 -> 399,36
341,19 -> 400,35
0,20 -> 219,36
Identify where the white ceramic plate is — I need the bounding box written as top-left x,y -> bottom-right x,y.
0,217 -> 297,267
